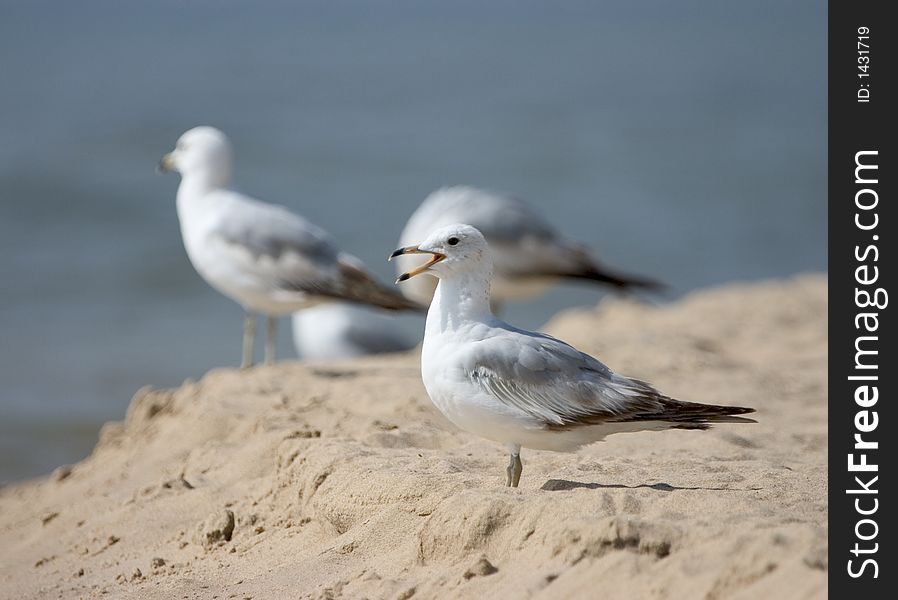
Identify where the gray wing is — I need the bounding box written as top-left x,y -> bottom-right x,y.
215,192 -> 340,267
212,191 -> 420,310
461,192 -> 657,287
465,328 -> 753,429
399,186 -> 557,249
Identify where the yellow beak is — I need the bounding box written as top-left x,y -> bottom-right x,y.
389,246 -> 446,283
157,153 -> 176,173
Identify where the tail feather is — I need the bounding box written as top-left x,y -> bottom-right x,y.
608,379 -> 757,427
566,264 -> 666,292
337,261 -> 426,312
650,398 -> 756,425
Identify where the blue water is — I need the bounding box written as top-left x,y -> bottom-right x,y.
0,0 -> 826,482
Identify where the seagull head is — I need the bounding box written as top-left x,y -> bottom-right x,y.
158,126 -> 234,187
390,223 -> 490,283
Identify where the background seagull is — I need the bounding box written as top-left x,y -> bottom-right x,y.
391,223 -> 754,487
394,186 -> 662,310
159,126 -> 421,368
291,303 -> 418,361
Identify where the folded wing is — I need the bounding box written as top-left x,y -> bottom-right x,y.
211,191 -> 422,310
466,329 -> 754,430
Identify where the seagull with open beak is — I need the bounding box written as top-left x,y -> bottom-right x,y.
390,245 -> 446,282
389,223 -> 754,488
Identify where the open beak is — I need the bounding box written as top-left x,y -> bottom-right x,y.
157,153 -> 176,174
389,245 -> 445,283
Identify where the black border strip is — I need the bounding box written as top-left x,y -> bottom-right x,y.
829,0 -> 895,595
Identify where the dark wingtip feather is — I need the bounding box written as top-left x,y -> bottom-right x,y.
704,415 -> 758,424
566,266 -> 666,292
367,288 -> 427,312
638,397 -> 757,426
669,402 -> 757,425
335,261 -> 427,312
711,405 -> 756,416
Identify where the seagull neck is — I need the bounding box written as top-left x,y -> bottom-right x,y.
427,271 -> 493,334
177,168 -> 232,198
175,174 -> 232,221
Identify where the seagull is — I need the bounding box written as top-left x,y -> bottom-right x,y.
390,224 -> 754,487
159,126 -> 421,368
395,186 -> 662,310
292,303 -> 418,361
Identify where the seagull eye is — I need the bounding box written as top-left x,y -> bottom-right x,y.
447,237 -> 459,246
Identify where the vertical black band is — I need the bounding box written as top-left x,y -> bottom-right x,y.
829,0 -> 896,595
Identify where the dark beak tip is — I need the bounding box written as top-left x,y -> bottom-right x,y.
389,248 -> 405,260
396,273 -> 410,283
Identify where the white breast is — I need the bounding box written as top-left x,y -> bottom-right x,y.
421,330 -> 542,447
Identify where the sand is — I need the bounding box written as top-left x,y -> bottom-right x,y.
0,274 -> 827,600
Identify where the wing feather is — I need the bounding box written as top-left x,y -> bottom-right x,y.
208,191 -> 420,310
465,329 -> 754,429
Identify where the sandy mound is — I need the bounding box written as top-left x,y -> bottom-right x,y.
0,275 -> 827,599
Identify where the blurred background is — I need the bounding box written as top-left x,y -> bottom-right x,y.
0,0 -> 825,483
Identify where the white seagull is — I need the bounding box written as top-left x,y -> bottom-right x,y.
390,224 -> 754,487
395,186 -> 662,309
159,126 -> 421,368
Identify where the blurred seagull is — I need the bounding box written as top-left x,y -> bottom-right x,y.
292,303 -> 418,361
391,224 -> 754,487
395,186 -> 662,310
159,126 -> 421,368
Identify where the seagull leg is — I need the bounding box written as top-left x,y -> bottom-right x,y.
505,445 -> 523,487
241,313 -> 256,369
511,453 -> 523,487
265,316 -> 278,365
505,455 -> 514,487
